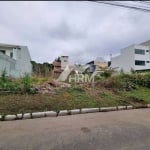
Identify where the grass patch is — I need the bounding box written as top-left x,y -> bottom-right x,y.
122,87 -> 150,103
99,90 -> 127,107
0,87 -> 124,115
0,86 -> 149,115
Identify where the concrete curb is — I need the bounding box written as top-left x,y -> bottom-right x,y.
4,115 -> 16,121
100,106 -> 117,112
58,110 -> 68,116
16,114 -> 23,119
147,104 -> 150,108
69,109 -> 80,115
127,105 -> 133,110
23,113 -> 31,119
32,112 -> 45,118
81,108 -> 99,114
1,104 -> 150,121
117,106 -> 126,110
45,111 -> 57,117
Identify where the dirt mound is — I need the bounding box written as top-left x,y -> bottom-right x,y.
33,80 -> 71,94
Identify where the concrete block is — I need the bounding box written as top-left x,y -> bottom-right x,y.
58,110 -> 68,116
70,109 -> 80,115
81,108 -> 99,114
45,111 -> 57,117
23,113 -> 31,119
16,114 -> 23,119
147,104 -> 150,108
32,112 -> 45,118
100,107 -> 117,112
118,106 -> 127,110
4,115 -> 16,121
127,105 -> 133,110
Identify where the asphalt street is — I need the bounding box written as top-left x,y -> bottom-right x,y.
0,109 -> 150,150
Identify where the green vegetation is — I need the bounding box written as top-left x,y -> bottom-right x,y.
31,61 -> 53,77
0,71 -> 35,94
122,87 -> 150,103
0,87 -> 123,115
0,70 -> 150,115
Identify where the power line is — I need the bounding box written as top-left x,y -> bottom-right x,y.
93,1 -> 150,12
91,1 -> 150,12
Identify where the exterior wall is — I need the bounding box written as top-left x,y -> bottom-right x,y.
0,44 -> 32,78
94,61 -> 108,71
0,52 -> 16,76
111,45 -> 135,72
60,56 -> 69,70
111,44 -> 150,73
52,61 -> 61,78
134,45 -> 150,71
14,46 -> 32,77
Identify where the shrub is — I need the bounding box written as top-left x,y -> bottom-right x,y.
0,72 -> 36,94
21,74 -> 35,94
0,69 -> 8,82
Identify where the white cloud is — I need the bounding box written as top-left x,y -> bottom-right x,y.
0,1 -> 150,64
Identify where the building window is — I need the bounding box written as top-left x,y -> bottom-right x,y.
135,49 -> 145,55
135,60 -> 145,66
10,52 -> 13,58
146,61 -> 150,63
0,50 -> 5,54
146,50 -> 149,53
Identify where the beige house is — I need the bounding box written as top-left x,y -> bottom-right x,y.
94,57 -> 108,71
52,56 -> 69,78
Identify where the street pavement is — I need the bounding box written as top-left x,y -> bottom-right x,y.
0,109 -> 150,150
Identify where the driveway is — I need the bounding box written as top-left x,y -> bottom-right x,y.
0,109 -> 150,150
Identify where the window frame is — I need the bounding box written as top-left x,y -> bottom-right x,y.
135,60 -> 145,66
135,49 -> 145,55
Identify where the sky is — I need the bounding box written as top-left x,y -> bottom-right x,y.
0,1 -> 150,64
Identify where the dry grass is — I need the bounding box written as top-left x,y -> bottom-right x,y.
0,87 -> 148,115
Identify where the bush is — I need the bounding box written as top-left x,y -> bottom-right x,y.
95,77 -> 122,89
0,71 -> 36,94
20,74 -> 36,94
101,70 -> 112,78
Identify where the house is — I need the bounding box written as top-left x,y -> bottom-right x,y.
86,61 -> 95,73
0,43 -> 32,78
52,56 -> 69,78
94,57 -> 108,71
60,56 -> 69,70
85,57 -> 108,73
111,40 -> 150,73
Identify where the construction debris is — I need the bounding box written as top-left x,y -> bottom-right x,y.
33,80 -> 71,94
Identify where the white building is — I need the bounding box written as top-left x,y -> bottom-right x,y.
0,43 -> 32,78
111,40 -> 150,73
60,56 -> 69,70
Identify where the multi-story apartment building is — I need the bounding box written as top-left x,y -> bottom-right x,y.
111,40 -> 150,72
0,43 -> 32,78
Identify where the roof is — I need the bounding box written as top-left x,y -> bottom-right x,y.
86,60 -> 94,65
140,40 -> 150,47
53,61 -> 61,67
0,43 -> 23,49
61,56 -> 69,58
